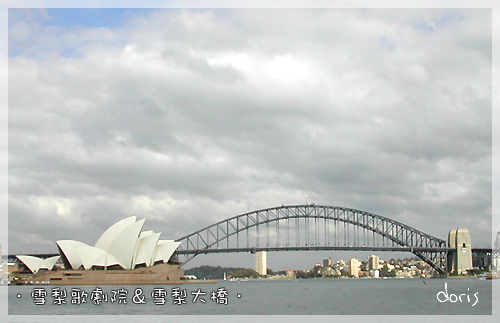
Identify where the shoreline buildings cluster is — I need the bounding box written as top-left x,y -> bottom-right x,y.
254,228 -> 496,279
315,254 -> 434,278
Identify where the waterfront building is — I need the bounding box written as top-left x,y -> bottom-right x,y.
57,217 -> 180,271
256,251 -> 267,276
358,270 -> 369,277
494,231 -> 500,271
13,216 -> 186,285
323,257 -> 333,267
349,258 -> 361,277
368,255 -> 380,271
16,216 -> 180,272
321,266 -> 336,277
369,269 -> 380,278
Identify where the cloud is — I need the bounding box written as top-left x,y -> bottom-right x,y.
8,8 -> 492,265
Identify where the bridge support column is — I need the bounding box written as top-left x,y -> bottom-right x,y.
447,228 -> 473,274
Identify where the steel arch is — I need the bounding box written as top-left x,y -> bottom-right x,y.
175,205 -> 449,273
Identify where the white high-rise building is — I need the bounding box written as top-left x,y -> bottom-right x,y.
368,255 -> 380,271
256,251 -> 267,276
349,258 -> 361,277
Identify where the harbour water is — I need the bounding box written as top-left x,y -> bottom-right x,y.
6,277 -> 493,315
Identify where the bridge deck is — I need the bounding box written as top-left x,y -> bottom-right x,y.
175,246 -> 456,255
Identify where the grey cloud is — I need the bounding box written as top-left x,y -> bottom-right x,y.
8,9 -> 492,259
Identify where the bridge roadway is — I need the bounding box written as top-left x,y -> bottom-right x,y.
175,246 -> 456,255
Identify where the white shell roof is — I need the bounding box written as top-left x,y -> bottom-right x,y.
135,232 -> 161,267
153,240 -> 181,264
94,252 -> 121,268
76,245 -> 107,270
56,240 -> 87,269
139,230 -> 154,238
16,255 -> 60,274
54,217 -> 178,270
94,216 -> 137,250
107,219 -> 145,270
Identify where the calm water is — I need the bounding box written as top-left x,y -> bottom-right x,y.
7,278 -> 493,315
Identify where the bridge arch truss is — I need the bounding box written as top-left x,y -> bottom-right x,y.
175,205 -> 450,273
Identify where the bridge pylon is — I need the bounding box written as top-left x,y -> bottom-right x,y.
447,228 -> 473,274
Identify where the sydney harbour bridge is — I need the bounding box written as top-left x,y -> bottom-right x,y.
173,204 -> 491,274
8,204 -> 494,275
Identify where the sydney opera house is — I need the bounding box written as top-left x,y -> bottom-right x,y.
15,216 -> 186,285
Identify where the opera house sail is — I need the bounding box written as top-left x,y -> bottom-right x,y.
14,216 -> 186,285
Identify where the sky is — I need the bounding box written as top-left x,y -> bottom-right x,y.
3,6 -> 495,271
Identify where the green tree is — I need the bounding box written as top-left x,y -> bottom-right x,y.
379,264 -> 395,277
233,268 -> 259,278
296,270 -> 307,279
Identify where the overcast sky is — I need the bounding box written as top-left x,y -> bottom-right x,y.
6,7 -> 494,270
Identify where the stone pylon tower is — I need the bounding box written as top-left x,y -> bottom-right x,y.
447,228 -> 473,274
